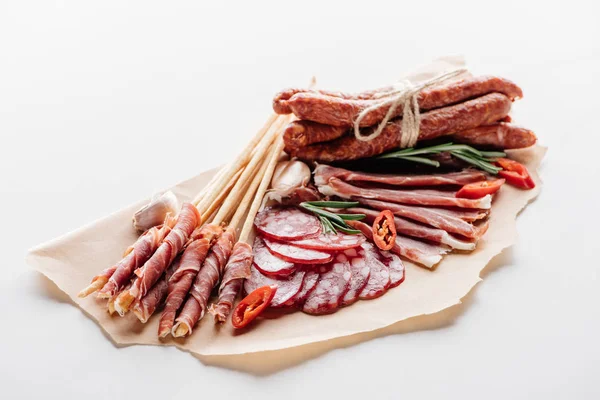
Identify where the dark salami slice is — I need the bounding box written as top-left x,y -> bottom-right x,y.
302,258 -> 352,315
253,237 -> 296,276
377,250 -> 405,288
254,207 -> 321,241
263,238 -> 333,265
290,232 -> 365,251
244,266 -> 305,307
284,270 -> 320,307
359,243 -> 391,300
339,246 -> 371,307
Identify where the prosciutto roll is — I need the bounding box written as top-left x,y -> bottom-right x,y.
314,165 -> 486,187
173,226 -> 236,336
117,203 -> 200,312
319,178 -> 492,209
79,216 -> 175,298
209,241 -> 253,323
157,224 -> 222,337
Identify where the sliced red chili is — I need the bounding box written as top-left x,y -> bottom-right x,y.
456,179 -> 505,199
232,285 -> 277,329
496,158 -> 535,189
372,210 -> 396,251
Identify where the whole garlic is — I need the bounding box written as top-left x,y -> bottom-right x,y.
268,160 -> 312,203
133,190 -> 179,231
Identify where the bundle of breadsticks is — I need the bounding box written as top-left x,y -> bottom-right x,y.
273,74 -> 537,163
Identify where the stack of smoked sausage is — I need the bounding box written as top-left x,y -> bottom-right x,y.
273,76 -> 537,163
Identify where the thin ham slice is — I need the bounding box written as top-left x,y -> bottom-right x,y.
173,226 -> 235,335
132,257 -> 181,323
157,224 -> 222,337
347,207 -> 476,251
359,198 -> 489,240
348,220 -> 449,268
124,203 -> 200,308
262,238 -> 333,264
314,164 -> 486,187
209,242 -> 253,323
319,178 -> 492,209
254,207 -> 322,241
253,237 -> 296,276
289,232 -> 365,251
432,207 -> 489,222
244,266 -> 305,307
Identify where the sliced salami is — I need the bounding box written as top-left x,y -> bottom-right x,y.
359,243 -> 391,300
285,270 -> 320,307
263,238 -> 333,264
302,258 -> 352,315
254,207 -> 321,241
290,232 -> 365,251
244,266 -> 305,307
377,250 -> 405,288
340,246 -> 371,307
253,237 -> 296,276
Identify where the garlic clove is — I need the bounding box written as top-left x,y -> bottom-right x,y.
133,191 -> 179,232
270,160 -> 311,197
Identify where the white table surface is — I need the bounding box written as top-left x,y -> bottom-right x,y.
2,1 -> 599,399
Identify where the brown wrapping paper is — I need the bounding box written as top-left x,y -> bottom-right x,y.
26,57 -> 545,372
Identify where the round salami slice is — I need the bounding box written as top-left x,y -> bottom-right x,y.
359,243 -> 391,300
290,232 -> 365,251
263,238 -> 333,265
254,207 -> 321,241
285,270 -> 320,307
253,237 -> 296,276
244,266 -> 305,307
302,256 -> 352,315
377,250 -> 405,288
340,246 -> 371,307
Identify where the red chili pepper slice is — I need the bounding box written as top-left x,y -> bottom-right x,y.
232,285 -> 277,329
372,210 -> 396,251
456,179 -> 505,199
496,158 -> 535,189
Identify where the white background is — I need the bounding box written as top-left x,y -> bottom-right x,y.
1,1 -> 599,399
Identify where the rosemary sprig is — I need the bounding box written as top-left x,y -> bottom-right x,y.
378,142 -> 506,174
300,201 -> 364,235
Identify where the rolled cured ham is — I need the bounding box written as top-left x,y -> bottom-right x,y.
314,164 -> 486,188
359,198 -> 489,240
157,224 -> 222,337
319,178 -> 492,209
173,226 -> 236,336
117,203 -> 201,313
209,241 -> 253,323
347,207 -> 476,251
78,216 -> 175,298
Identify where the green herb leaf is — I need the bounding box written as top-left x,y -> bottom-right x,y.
330,220 -> 362,235
318,215 -> 336,234
304,200 -> 360,208
337,213 -> 366,221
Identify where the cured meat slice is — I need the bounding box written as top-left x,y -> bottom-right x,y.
174,227 -> 236,335
302,259 -> 352,315
253,237 -> 296,276
432,207 -> 489,222
254,207 -> 321,241
319,178 -> 491,209
262,238 -> 333,265
210,242 -> 253,323
93,219 -> 173,299
340,246 -> 371,306
359,198 -> 489,240
348,207 -> 475,251
286,270 -> 320,307
157,224 -> 222,337
377,251 -> 405,288
348,220 -> 450,268
290,232 -> 365,251
358,243 -> 391,300
244,266 -> 305,307
123,203 -> 200,309
314,165 -> 486,187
